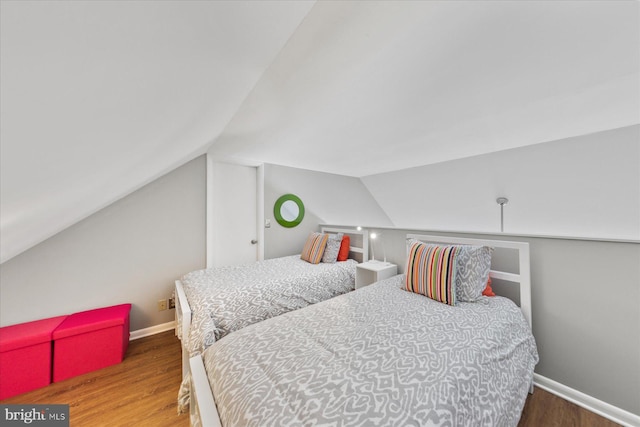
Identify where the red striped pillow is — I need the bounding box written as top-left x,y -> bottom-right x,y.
300,232 -> 329,264
405,241 -> 459,305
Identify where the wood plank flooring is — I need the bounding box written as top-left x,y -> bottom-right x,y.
1,330 -> 621,426
1,330 -> 188,427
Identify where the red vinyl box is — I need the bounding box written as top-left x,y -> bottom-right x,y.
0,316 -> 67,399
52,304 -> 131,382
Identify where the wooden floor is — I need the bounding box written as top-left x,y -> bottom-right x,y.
1,330 -> 188,427
2,330 -> 620,427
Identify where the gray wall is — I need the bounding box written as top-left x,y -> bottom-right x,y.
362,125 -> 640,241
263,146 -> 640,417
325,225 -> 639,416
354,126 -> 640,416
0,156 -> 206,331
263,164 -> 393,259
2,132 -> 637,418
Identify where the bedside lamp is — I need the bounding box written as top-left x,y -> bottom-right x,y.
370,232 -> 377,261
369,232 -> 387,263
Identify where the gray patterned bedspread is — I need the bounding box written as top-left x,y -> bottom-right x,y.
180,255 -> 357,356
202,274 -> 539,427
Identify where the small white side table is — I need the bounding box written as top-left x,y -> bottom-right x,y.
355,261 -> 398,289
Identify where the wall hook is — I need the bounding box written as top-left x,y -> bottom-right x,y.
496,197 -> 509,232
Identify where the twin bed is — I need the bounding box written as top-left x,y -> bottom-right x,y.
179,232 -> 538,427
174,226 -> 369,377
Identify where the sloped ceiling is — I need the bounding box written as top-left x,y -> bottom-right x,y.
210,0 -> 639,175
1,1 -> 638,263
0,0 -> 314,263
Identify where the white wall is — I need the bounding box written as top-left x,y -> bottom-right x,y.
0,157 -> 206,331
362,125 -> 640,241
263,164 -> 393,259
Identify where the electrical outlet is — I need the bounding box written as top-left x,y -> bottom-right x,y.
168,297 -> 175,310
157,299 -> 168,311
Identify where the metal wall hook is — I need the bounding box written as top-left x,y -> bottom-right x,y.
496,197 -> 509,232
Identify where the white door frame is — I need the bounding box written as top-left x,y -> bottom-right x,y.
206,154 -> 264,268
256,164 -> 265,262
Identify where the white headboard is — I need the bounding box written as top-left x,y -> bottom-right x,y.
321,226 -> 369,263
406,234 -> 532,328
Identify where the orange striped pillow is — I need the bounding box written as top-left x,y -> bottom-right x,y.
405,241 -> 459,305
300,232 -> 329,264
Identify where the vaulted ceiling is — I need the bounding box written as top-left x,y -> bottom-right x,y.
1,0 -> 638,263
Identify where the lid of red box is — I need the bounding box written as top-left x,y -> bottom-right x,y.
53,304 -> 131,340
0,316 -> 68,352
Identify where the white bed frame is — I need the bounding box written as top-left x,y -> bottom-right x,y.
188,234 -> 532,427
175,226 -> 369,379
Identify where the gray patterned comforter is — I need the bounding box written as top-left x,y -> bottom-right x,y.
202,274 -> 539,427
180,255 -> 357,356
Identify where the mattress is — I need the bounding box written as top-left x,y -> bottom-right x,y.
180,255 -> 357,356
201,274 -> 539,427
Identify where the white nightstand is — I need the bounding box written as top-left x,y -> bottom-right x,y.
355,261 -> 398,289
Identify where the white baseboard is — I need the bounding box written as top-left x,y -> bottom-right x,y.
130,321 -> 175,341
534,373 -> 640,427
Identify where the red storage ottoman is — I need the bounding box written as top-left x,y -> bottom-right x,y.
0,316 -> 67,399
52,304 -> 131,382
